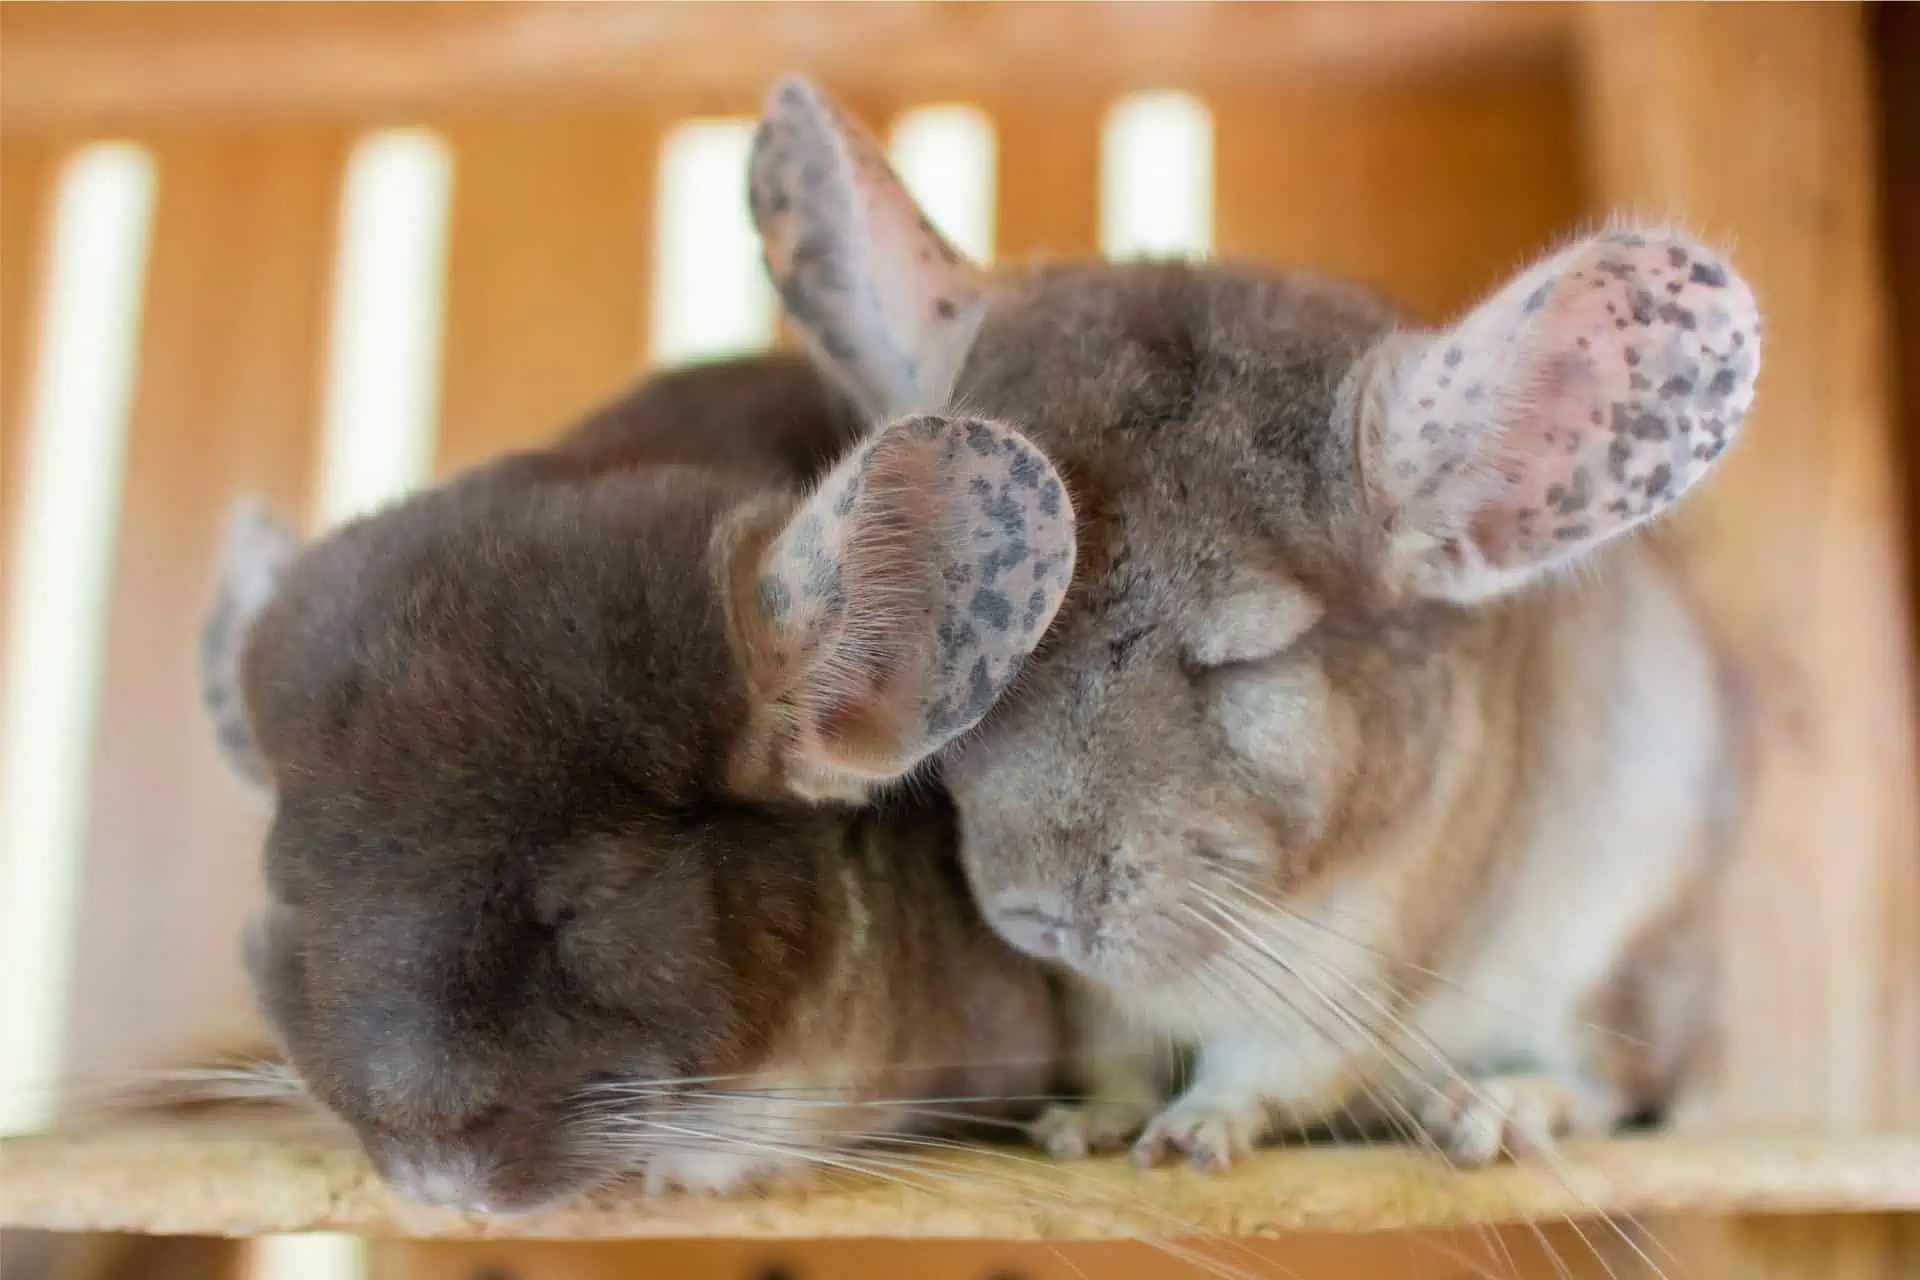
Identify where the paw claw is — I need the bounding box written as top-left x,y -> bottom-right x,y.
1419,1076 -> 1587,1167
1131,1105 -> 1263,1173
1031,1101 -> 1151,1160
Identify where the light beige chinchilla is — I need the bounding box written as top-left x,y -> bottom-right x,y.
732,74 -> 1762,1171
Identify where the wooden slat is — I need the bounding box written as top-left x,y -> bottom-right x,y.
60,131 -> 343,1090
1583,5 -> 1920,1278
0,134 -> 61,759
367,1227 -> 1621,1280
433,114 -> 657,475
9,1122 -> 1920,1239
1213,69 -> 1584,323
0,2 -> 1576,132
994,94 -> 1104,263
1881,2 -> 1920,673
2,136 -> 58,482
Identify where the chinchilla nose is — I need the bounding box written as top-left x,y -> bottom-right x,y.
989,893 -> 1084,963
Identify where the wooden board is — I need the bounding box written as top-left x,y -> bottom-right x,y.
0,134 -> 61,771
0,3 -> 1576,132
364,1227 -> 1630,1280
993,95 -> 1104,264
1213,69 -> 1584,323
433,113 -> 658,476
1582,5 -> 1920,1278
58,131 -> 342,1095
5,1122 -> 1918,1241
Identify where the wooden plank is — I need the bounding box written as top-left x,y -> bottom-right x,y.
367,1227 -> 1620,1280
993,94 -> 1104,263
0,2 -> 1576,132
9,1123 -> 1920,1239
0,134 -> 60,757
1881,0 -> 1920,690
434,113 -> 657,475
1213,68 -> 1584,322
1582,5 -> 1920,1278
60,130 -> 342,1091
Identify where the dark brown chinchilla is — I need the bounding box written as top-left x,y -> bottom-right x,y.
199,352 -> 1078,1213
736,77 -> 1763,1172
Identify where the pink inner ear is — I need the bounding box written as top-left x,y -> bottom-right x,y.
1394,229 -> 1761,580
750,76 -> 985,418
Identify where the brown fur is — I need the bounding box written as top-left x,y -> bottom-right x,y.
743,78 -> 1763,1169
200,353 -> 1068,1213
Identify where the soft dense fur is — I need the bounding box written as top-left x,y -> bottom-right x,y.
200,354 -> 1071,1212
740,77 -> 1762,1169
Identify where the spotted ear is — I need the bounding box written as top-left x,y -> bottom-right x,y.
728,416 -> 1074,802
202,497 -> 300,788
1364,226 -> 1762,602
749,74 -> 987,421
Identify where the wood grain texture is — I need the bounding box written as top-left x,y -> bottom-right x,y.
365,1228 -> 1626,1280
993,94 -> 1103,264
0,2 -> 1575,131
59,131 -> 342,1094
434,113 -> 657,476
1882,0 -> 1920,697
1583,5 -> 1920,1277
5,1122 -> 1918,1240
0,134 -> 61,780
1213,68 -> 1585,323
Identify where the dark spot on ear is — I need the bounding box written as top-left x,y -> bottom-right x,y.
965,421 -> 997,456
1629,372 -> 1651,392
1630,412 -> 1670,441
1007,448 -> 1043,490
1608,436 -> 1633,482
1624,348 -> 1640,366
1552,522 -> 1593,543
970,588 -> 1013,631
1668,245 -> 1689,269
1524,283 -> 1551,313
1707,367 -> 1738,399
1577,336 -> 1591,350
1645,462 -> 1674,499
1630,290 -> 1657,325
934,297 -> 957,320
1443,345 -> 1464,367
1659,375 -> 1695,399
1558,466 -> 1593,513
1038,477 -> 1063,518
760,576 -> 793,621
1419,420 -> 1444,443
1688,260 -> 1728,288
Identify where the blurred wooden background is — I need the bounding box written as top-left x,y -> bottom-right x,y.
2,3 -> 1917,1278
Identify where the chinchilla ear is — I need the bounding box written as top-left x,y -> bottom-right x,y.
726,413 -> 1074,803
749,74 -> 987,422
202,496 -> 300,788
1362,225 -> 1761,603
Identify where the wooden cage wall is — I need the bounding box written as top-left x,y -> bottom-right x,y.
2,4 -> 1918,1279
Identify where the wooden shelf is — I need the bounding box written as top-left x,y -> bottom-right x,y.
0,1 -> 1574,130
5,1120 -> 1918,1241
